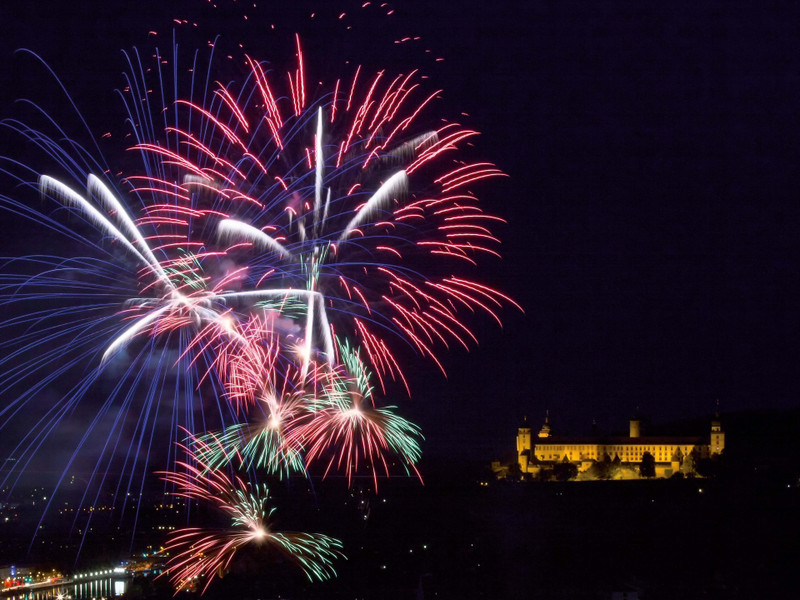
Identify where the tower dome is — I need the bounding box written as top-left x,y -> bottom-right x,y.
538,410 -> 551,438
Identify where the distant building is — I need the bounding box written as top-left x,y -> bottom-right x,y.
1,565 -> 31,586
516,411 -> 725,479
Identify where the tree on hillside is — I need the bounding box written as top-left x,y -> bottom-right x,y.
553,458 -> 578,481
584,453 -> 616,480
696,450 -> 727,478
681,449 -> 699,476
640,451 -> 656,478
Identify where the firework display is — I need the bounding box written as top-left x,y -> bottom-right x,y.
0,19 -> 516,592
160,441 -> 344,592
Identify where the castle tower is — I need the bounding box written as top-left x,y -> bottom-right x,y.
517,416 -> 532,471
538,410 -> 551,438
629,412 -> 641,439
710,402 -> 725,455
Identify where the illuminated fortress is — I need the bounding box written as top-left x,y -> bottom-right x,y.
516,411 -> 725,479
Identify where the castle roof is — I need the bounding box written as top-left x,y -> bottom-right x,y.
533,435 -> 706,446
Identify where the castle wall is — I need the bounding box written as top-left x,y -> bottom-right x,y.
534,441 -> 705,465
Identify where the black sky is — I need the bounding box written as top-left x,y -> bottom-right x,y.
1,0 -> 798,464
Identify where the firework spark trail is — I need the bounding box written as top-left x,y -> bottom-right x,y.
160,438 -> 343,592
282,340 -> 423,490
191,312 -> 312,477
295,396 -> 423,491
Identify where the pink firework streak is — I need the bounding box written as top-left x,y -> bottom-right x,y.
122,36 -> 522,394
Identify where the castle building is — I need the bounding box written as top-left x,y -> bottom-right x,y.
516,411 -> 725,478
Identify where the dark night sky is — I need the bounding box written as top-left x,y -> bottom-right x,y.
1,0 -> 798,466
